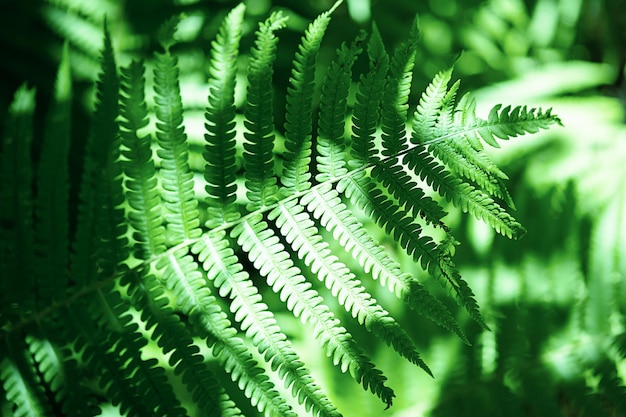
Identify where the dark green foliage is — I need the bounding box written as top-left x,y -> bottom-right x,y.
0,2 -> 562,416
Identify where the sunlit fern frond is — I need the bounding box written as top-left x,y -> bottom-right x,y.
0,1 -> 561,415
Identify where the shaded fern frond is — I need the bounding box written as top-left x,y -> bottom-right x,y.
316,31 -> 366,183
71,21 -> 126,284
35,43 -> 72,305
0,85 -> 36,316
0,3 -> 562,416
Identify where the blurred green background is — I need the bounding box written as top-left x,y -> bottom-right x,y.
1,0 -> 625,415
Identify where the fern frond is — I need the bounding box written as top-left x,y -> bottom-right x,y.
1,337 -> 52,417
25,334 -> 98,417
301,185 -> 464,340
204,4 -> 245,228
34,43 -> 72,306
153,34 -> 200,244
339,173 -> 483,334
316,31 -> 366,183
243,11 -> 288,211
372,159 -> 448,229
467,103 -> 562,148
412,67 -> 454,142
380,16 -> 419,158
404,147 -> 526,238
350,23 -> 389,166
160,248 -> 295,416
122,268 -> 232,417
415,79 -> 511,215
120,60 -> 166,259
437,249 -> 488,329
0,85 -> 36,315
271,200 -> 396,405
71,22 -> 126,284
196,229 -> 341,417
157,245 -> 295,417
85,286 -> 187,417
282,1 -> 341,193
291,187 -> 432,375
234,214 -> 395,406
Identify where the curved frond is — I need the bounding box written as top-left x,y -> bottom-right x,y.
120,59 -> 166,259
339,173 -> 482,335
153,37 -> 200,243
281,1 -> 341,193
380,16 -> 419,158
184,240 -> 295,417
35,43 -> 72,305
271,200 -> 396,405
198,228 -> 340,417
71,22 -> 126,283
301,184 -> 463,339
468,103 -> 562,148
122,268 -> 234,416
404,147 -> 526,238
0,86 -> 36,315
243,11 -> 288,211
316,31 -> 366,182
1,338 -> 52,417
349,24 -> 389,166
204,4 -> 245,228
234,214 -> 394,406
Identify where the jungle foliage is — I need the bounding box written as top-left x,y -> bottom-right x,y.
1,0 -> 625,416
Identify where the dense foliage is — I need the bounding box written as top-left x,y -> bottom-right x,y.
1,0 -> 624,416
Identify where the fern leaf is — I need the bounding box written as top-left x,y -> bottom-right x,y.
350,23 -> 389,166
271,200 -> 396,405
234,214 -> 396,405
470,104 -> 562,148
196,229 -> 341,417
282,1 -> 341,193
429,136 -> 515,208
371,159 -> 448,229
380,16 -> 419,158
301,185 -> 464,340
412,71 -> 505,197
277,193 -> 432,374
404,147 -> 526,238
0,85 -> 36,315
122,269 -> 232,416
412,67 -> 454,143
316,31 -> 366,182
153,34 -> 200,243
243,11 -> 288,211
437,250 -> 489,329
26,334 -> 99,417
34,43 -> 72,306
86,286 -> 187,416
120,59 -> 166,259
339,173 -> 481,337
1,338 -> 52,417
204,4 -> 245,228
162,247 -> 296,417
71,22 -> 127,283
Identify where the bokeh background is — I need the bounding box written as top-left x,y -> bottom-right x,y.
1,0 -> 625,415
